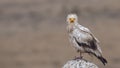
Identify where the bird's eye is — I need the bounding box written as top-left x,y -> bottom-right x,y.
69,18 -> 72,20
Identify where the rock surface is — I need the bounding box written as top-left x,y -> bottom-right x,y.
62,59 -> 98,68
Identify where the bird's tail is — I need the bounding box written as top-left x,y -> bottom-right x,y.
97,56 -> 107,65
90,52 -> 107,65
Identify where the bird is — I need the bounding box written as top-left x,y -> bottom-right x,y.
66,13 -> 107,65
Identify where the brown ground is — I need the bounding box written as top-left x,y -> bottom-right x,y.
0,0 -> 120,68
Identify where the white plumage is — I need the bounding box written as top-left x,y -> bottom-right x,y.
66,14 -> 107,65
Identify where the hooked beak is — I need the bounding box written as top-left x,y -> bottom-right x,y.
69,18 -> 75,23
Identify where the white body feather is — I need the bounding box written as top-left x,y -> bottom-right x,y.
67,23 -> 102,56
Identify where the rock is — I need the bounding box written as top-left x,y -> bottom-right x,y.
62,59 -> 98,68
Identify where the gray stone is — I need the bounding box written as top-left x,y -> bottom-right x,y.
62,59 -> 98,68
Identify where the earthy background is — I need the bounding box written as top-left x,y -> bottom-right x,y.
0,0 -> 120,68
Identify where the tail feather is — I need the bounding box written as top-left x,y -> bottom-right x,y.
97,56 -> 107,65
90,52 -> 107,65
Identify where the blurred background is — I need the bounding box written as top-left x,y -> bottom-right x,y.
0,0 -> 120,68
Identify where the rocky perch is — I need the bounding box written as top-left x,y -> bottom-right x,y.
62,59 -> 98,68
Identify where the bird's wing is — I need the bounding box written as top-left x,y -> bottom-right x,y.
78,25 -> 100,43
74,34 -> 98,51
75,25 -> 102,53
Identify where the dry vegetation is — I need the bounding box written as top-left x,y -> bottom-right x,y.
0,0 -> 120,68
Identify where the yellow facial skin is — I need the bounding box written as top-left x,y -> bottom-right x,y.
69,18 -> 75,23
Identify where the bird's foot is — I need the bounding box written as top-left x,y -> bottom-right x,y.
74,56 -> 83,60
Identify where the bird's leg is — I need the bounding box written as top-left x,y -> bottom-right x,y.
74,51 -> 83,60
79,51 -> 83,59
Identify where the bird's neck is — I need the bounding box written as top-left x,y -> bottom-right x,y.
74,22 -> 80,25
67,23 -> 74,33
75,22 -> 83,27
67,22 -> 76,31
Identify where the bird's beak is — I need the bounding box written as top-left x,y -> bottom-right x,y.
69,18 -> 75,23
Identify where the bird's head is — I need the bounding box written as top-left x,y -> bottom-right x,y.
67,14 -> 78,24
